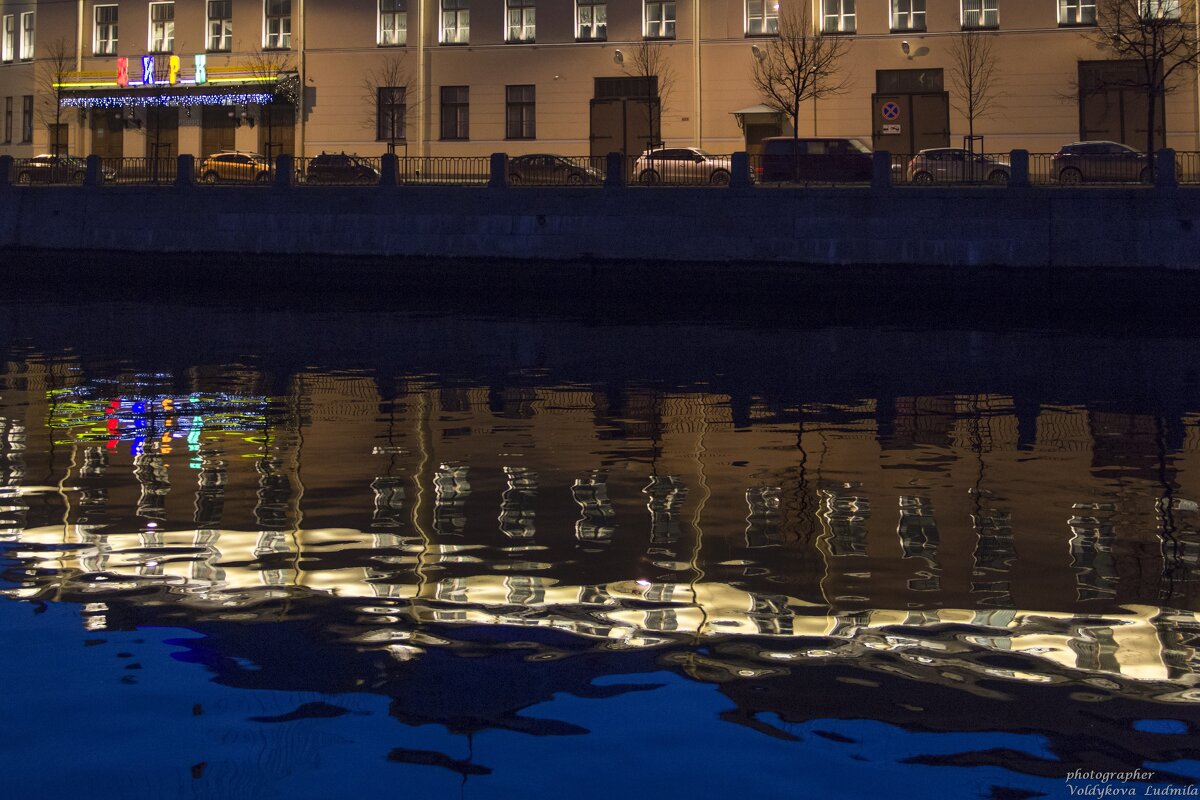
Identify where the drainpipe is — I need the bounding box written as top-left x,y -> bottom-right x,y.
692,0 -> 700,147
418,0 -> 426,158
75,0 -> 83,70
298,0 -> 306,157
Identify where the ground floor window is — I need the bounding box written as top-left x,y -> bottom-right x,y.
377,86 -> 406,144
440,85 -> 468,139
20,95 -> 31,142
506,84 -> 535,139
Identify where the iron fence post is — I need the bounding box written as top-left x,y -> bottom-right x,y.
1156,148 -> 1177,190
1009,150 -> 1030,188
604,152 -> 624,189
176,154 -> 194,187
275,154 -> 294,188
872,151 -> 891,189
730,152 -> 751,189
489,152 -> 508,188
380,153 -> 397,187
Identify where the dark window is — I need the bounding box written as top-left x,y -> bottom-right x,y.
505,84 -> 535,139
440,85 -> 468,140
3,97 -> 11,144
377,86 -> 406,141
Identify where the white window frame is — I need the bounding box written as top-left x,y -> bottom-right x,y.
207,0 -> 232,52
746,0 -> 778,35
644,1 -> 675,39
822,0 -> 856,32
1058,0 -> 1096,24
891,0 -> 925,31
3,15 -> 15,62
379,0 -> 407,45
961,0 -> 998,28
264,0 -> 292,49
506,0 -> 535,42
440,0 -> 469,44
94,5 -> 118,56
19,11 -> 34,61
577,1 -> 607,40
148,2 -> 174,53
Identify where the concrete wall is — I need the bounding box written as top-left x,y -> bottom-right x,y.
1,182 -> 1198,269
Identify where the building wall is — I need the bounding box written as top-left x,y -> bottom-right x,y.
0,0 -> 1197,158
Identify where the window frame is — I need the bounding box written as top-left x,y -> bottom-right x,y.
148,1 -> 175,54
822,0 -> 856,33
264,0 -> 292,50
506,0 -> 536,43
93,5 -> 118,56
1058,0 -> 1096,25
961,0 -> 998,29
890,0 -> 926,31
440,0 -> 469,44
439,85 -> 469,140
376,85 -> 407,141
2,15 -> 12,63
379,0 -> 408,45
745,0 -> 779,36
505,84 -> 536,139
18,11 -> 34,61
20,94 -> 32,143
4,97 -> 11,144
644,1 -> 676,40
207,0 -> 233,52
576,1 -> 607,41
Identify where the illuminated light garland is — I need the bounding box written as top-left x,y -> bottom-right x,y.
60,91 -> 275,109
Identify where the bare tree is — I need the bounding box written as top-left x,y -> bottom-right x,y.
1089,0 -> 1199,167
622,39 -> 675,151
751,1 -> 849,144
948,31 -> 999,146
245,48 -> 300,162
361,52 -> 413,155
37,37 -> 73,156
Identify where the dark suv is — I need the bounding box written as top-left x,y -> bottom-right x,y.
305,153 -> 381,185
758,137 -> 873,183
1052,141 -> 1150,184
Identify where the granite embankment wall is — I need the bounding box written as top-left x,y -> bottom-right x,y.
1,183 -> 1198,268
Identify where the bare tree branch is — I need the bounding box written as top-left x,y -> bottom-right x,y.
362,52 -> 414,154
948,31 -> 999,143
622,39 -> 675,149
37,38 -> 73,156
751,2 -> 850,140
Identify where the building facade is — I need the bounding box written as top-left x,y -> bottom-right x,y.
0,0 -> 1196,160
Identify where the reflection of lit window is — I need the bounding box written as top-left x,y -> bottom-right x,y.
822,0 -> 856,33
265,0 -> 291,49
961,0 -> 997,28
2,16 -> 13,62
19,11 -> 34,60
149,2 -> 174,53
891,0 -> 925,31
1139,0 -> 1179,17
506,0 -> 535,42
746,0 -> 778,35
207,0 -> 232,52
379,0 -> 407,45
94,6 -> 118,55
1058,0 -> 1095,24
644,1 -> 675,39
441,0 -> 469,44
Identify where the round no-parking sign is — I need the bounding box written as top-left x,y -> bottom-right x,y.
881,102 -> 901,120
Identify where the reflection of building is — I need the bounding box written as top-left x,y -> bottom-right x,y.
3,1 -> 1200,160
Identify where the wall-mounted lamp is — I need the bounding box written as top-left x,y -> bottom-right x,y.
751,44 -> 765,61
901,40 -> 911,56
613,49 -> 623,65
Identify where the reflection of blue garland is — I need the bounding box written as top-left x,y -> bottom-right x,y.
47,389 -> 270,456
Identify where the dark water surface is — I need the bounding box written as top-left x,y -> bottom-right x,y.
2,262 -> 1199,799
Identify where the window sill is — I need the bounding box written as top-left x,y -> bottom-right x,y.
575,36 -> 607,42
439,41 -> 469,46
376,42 -> 407,47
1057,21 -> 1097,27
505,39 -> 536,44
820,29 -> 856,35
889,28 -> 926,33
642,36 -> 676,41
206,47 -> 232,53
262,46 -> 292,51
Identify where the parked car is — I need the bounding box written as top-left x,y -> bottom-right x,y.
907,148 -> 1010,184
509,154 -> 602,185
198,151 -> 271,184
305,152 -> 381,185
634,147 -> 733,185
757,137 -> 874,183
14,154 -> 93,184
1052,141 -> 1150,184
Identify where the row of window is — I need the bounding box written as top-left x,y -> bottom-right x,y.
374,84 -> 535,142
3,0 -> 1186,63
1,95 -> 33,143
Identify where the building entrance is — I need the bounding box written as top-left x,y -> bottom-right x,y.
145,108 -> 178,159
90,111 -> 124,159
258,103 -> 296,161
1078,60 -> 1164,149
872,69 -> 949,156
589,76 -> 660,159
201,107 -> 237,156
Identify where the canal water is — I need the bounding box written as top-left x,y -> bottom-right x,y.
1,273 -> 1198,799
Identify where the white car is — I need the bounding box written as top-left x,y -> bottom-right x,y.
633,147 -> 733,185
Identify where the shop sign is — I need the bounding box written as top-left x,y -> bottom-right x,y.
115,54 -> 208,88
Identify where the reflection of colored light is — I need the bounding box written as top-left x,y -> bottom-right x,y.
132,437 -> 145,455
135,418 -> 146,429
132,402 -> 146,414
107,418 -> 118,431
106,439 -> 117,451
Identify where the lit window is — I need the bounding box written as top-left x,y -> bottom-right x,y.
823,0 -> 856,32
507,0 -> 535,42
379,0 -> 407,45
440,85 -> 469,139
961,0 -> 998,28
1140,0 -> 1180,18
377,86 -> 406,141
644,1 -> 675,39
891,0 -> 925,31
577,2 -> 606,40
441,0 -> 469,44
1058,0 -> 1096,24
94,6 -> 118,55
265,0 -> 291,49
506,84 -> 535,139
207,0 -> 232,51
2,16 -> 12,62
746,0 -> 778,35
19,11 -> 34,60
149,2 -> 174,53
